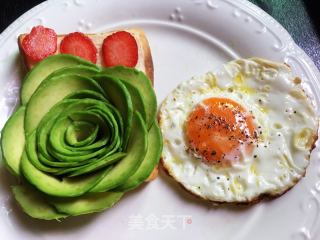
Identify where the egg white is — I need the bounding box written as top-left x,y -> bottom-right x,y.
159,58 -> 318,203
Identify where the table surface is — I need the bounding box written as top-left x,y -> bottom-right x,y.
0,0 -> 319,69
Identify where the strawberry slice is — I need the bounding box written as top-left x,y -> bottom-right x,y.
60,32 -> 97,63
102,31 -> 138,67
22,25 -> 57,63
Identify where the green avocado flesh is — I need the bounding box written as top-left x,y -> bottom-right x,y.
102,66 -> 157,130
49,190 -> 123,216
12,184 -> 68,220
1,107 -> 25,176
90,112 -> 148,192
0,54 -> 162,220
21,54 -> 99,105
115,121 -> 163,192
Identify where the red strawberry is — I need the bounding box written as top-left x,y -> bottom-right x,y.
22,25 -> 57,63
102,31 -> 138,67
60,32 -> 97,63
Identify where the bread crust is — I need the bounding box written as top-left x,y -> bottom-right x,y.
133,29 -> 154,84
145,166 -> 159,182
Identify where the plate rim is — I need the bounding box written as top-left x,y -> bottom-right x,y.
0,0 -> 319,239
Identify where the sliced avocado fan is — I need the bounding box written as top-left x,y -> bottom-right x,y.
1,54 -> 162,220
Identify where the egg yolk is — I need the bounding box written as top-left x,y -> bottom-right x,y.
185,97 -> 256,165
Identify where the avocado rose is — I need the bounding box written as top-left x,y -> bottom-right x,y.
1,54 -> 162,220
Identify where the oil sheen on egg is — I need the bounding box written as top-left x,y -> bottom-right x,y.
159,58 -> 318,203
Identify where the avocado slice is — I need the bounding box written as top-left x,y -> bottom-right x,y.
46,112 -> 118,161
36,98 -> 119,152
35,100 -> 99,169
28,94 -> 125,176
91,111 -> 148,192
44,65 -> 100,80
49,191 -> 123,216
94,75 -> 133,150
102,66 -> 157,130
121,80 -> 147,127
21,150 -> 108,197
65,120 -> 99,147
115,121 -> 162,192
65,153 -> 125,177
1,106 -> 25,176
12,184 -> 68,220
21,54 -> 99,105
65,89 -> 108,103
24,74 -> 104,134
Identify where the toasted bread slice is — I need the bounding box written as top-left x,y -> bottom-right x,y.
18,27 -> 157,182
18,28 -> 154,83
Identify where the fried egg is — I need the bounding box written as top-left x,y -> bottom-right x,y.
159,58 -> 318,203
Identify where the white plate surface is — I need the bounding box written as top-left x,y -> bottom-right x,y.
0,0 -> 320,239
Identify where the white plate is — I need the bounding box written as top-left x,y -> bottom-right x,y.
1,0 -> 320,239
